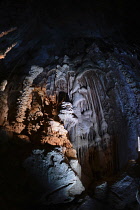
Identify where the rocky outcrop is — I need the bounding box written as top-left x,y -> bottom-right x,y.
109,175 -> 137,209
23,148 -> 85,205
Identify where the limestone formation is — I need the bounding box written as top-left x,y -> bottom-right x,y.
23,148 -> 85,205
16,65 -> 43,123
0,30 -> 139,209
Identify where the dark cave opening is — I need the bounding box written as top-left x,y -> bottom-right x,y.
58,91 -> 70,104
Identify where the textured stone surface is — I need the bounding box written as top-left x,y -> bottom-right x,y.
66,196 -> 112,210
0,38 -> 139,183
109,175 -> 137,209
23,148 -> 85,205
0,5 -> 140,208
16,65 -> 43,123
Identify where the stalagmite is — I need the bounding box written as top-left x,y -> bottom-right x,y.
16,66 -> 43,123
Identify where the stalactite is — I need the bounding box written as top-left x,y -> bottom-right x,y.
63,67 -> 114,177
93,80 -> 108,135
85,76 -> 101,144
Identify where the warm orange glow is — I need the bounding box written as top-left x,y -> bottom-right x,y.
0,27 -> 17,38
0,43 -> 17,59
0,54 -> 5,59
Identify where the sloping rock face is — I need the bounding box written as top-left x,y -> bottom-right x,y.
109,175 -> 137,209
23,148 -> 84,205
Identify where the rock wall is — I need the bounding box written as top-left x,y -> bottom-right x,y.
0,18 -> 140,209
0,38 -> 139,185
0,1 -> 140,208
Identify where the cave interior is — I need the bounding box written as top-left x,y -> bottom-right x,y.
0,1 -> 140,210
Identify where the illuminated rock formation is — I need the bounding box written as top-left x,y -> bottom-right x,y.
0,27 -> 17,38
0,28 -> 139,208
16,65 -> 43,123
0,45 -> 139,181
0,43 -> 17,59
23,148 -> 84,205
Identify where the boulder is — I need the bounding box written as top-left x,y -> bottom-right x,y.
23,147 -> 85,205
109,175 -> 137,209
